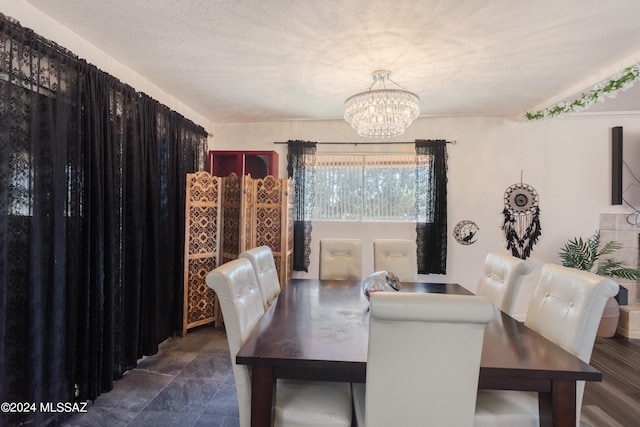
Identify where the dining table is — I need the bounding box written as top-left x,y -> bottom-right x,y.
235,278 -> 603,427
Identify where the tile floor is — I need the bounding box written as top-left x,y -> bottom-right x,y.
58,322 -> 615,426
61,325 -> 239,427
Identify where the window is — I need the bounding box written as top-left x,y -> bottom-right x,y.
287,139 -> 448,273
312,153 -> 417,221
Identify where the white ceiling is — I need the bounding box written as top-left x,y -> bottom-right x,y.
23,0 -> 640,123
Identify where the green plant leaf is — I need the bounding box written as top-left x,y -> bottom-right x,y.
559,234 -> 595,271
598,240 -> 622,256
560,230 -> 640,279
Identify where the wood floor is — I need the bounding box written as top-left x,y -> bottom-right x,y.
581,335 -> 640,427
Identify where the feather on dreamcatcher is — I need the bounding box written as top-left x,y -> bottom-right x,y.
501,182 -> 541,259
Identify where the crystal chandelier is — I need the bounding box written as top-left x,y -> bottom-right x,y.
344,70 -> 420,138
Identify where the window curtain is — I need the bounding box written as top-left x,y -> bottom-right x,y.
287,140 -> 316,272
0,16 -> 85,427
415,139 -> 448,274
0,14 -> 207,426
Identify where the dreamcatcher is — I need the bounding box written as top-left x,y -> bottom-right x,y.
501,181 -> 541,259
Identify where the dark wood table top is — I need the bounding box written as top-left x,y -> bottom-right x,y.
236,278 -> 602,427
236,278 -> 602,385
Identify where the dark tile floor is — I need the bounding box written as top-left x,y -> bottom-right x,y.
61,326 -> 239,427
58,322 -> 626,427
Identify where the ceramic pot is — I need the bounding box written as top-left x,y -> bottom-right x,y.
596,297 -> 620,338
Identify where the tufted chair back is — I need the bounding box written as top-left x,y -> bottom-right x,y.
475,263 -> 619,426
319,239 -> 362,280
476,252 -> 532,316
373,239 -> 418,282
207,259 -> 353,427
206,258 -> 265,427
525,263 -> 618,418
239,245 -> 281,309
353,292 -> 493,427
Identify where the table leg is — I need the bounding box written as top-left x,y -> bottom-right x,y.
552,380 -> 577,427
251,366 -> 276,427
538,380 -> 576,427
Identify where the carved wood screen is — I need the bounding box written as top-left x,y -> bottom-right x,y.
221,173 -> 241,265
182,171 -> 222,335
241,175 -> 294,286
183,172 -> 293,334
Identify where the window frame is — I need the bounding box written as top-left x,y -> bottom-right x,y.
310,152 -> 418,223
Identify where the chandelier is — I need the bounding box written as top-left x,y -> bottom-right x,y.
344,70 -> 420,138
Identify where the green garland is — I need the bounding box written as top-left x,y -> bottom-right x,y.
525,62 -> 640,120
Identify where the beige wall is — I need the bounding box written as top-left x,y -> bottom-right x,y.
211,115 -> 640,319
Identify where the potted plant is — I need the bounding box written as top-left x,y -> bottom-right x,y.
559,230 -> 640,337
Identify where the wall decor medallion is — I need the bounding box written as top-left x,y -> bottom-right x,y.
502,182 -> 541,259
453,220 -> 479,245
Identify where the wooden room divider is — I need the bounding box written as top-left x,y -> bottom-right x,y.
182,171 -> 222,335
183,172 -> 293,335
242,174 -> 294,286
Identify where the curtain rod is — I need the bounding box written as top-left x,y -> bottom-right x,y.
273,140 -> 456,145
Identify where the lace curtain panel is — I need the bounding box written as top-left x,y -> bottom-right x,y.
284,139 -> 448,274
415,139 -> 448,274
287,140 -> 316,272
0,13 -> 207,426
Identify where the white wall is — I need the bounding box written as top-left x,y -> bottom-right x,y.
2,0 -> 215,133
211,114 -> 640,319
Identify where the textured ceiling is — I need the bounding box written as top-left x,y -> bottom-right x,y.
22,0 -> 640,123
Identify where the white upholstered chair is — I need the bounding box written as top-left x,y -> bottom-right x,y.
353,292 -> 493,427
239,245 -> 281,309
475,263 -> 619,426
475,252 -> 532,317
319,239 -> 362,280
372,239 -> 418,282
206,259 -> 352,427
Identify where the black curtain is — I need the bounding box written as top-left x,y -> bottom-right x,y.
287,140 -> 316,272
0,16 -> 84,426
415,139 -> 448,274
0,14 -> 207,426
156,110 -> 207,340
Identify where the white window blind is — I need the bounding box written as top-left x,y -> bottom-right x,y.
312,153 -> 416,221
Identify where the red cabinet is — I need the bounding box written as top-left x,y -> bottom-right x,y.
208,150 -> 279,178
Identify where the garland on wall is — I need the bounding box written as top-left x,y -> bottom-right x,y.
525,61 -> 640,120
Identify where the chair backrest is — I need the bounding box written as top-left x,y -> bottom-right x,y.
205,258 -> 265,427
365,292 -> 493,427
239,245 -> 281,308
524,263 -> 619,422
373,239 -> 418,282
319,239 -> 362,280
475,252 -> 532,316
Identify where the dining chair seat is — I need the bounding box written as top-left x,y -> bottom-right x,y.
373,239 -> 418,282
206,258 -> 352,427
475,390 -> 539,426
475,252 -> 532,316
239,245 -> 281,309
353,292 -> 493,427
319,239 -> 362,280
474,263 -> 619,426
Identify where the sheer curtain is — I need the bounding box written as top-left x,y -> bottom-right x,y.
415,139 -> 448,274
287,140 -> 316,272
0,14 -> 207,426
